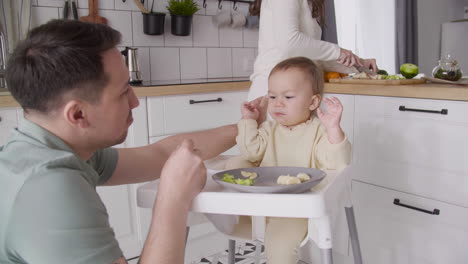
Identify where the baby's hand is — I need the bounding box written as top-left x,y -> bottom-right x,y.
241,101 -> 260,120
317,97 -> 343,131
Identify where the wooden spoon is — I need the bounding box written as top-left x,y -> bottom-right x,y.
80,0 -> 107,24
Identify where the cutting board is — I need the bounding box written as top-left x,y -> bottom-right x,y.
80,0 -> 107,24
329,78 -> 426,85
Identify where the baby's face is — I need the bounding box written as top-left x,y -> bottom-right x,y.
267,69 -> 318,127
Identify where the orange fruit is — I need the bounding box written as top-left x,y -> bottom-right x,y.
324,72 -> 341,82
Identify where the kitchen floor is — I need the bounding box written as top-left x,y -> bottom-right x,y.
191,240 -> 266,264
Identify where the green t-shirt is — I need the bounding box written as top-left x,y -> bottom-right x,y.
0,119 -> 123,264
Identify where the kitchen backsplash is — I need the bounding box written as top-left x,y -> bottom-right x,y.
28,0 -> 259,81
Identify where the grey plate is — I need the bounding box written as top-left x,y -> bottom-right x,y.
212,167 -> 326,194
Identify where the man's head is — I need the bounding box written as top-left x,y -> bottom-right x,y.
267,57 -> 323,127
6,20 -> 139,155
6,19 -> 121,113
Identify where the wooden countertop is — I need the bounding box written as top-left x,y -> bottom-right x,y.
1,81 -> 467,108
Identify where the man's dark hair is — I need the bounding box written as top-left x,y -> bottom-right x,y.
6,19 -> 122,113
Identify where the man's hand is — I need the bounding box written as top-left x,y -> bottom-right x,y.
317,97 -> 345,144
157,139 -> 206,209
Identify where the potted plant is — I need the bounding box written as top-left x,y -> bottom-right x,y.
166,0 -> 199,36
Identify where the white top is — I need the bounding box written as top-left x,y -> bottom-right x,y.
248,0 -> 341,99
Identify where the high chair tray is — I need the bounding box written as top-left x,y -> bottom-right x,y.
212,166 -> 326,194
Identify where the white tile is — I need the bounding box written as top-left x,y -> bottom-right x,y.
232,48 -> 255,77
243,27 -> 258,47
194,0 -> 206,15
164,15 -> 193,46
152,0 -> 169,13
32,0 -> 39,6
150,47 -> 180,80
99,9 -> 133,46
207,48 -> 232,78
180,48 -> 207,79
132,11 -> 165,46
205,0 -> 227,16
77,0 -> 114,9
114,0 -> 141,11
219,27 -> 243,47
30,6 -> 59,29
193,15 -> 219,47
36,0 -> 65,7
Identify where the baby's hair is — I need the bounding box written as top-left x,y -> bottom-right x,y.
269,57 -> 324,96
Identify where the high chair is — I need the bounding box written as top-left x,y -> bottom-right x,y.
137,158 -> 363,264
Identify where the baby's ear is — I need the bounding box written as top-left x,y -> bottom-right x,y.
309,94 -> 321,111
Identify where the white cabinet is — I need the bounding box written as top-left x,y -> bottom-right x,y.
352,95 -> 468,263
96,98 -> 148,260
352,181 -> 468,264
352,96 -> 468,207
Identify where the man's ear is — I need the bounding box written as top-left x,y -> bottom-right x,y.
63,100 -> 90,128
309,94 -> 322,111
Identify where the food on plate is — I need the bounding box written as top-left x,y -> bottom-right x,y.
296,173 -> 311,182
400,63 -> 419,79
277,175 -> 301,185
324,71 -> 341,82
277,172 -> 311,185
241,170 -> 258,179
221,173 -> 255,186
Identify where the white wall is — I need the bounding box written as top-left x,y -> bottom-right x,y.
3,0 -> 258,81
335,0 -> 396,74
417,0 -> 468,75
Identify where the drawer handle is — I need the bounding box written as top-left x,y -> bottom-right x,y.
399,105 -> 448,115
189,98 -> 223,104
393,199 -> 440,215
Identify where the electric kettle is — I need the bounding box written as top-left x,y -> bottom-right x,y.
121,47 -> 142,84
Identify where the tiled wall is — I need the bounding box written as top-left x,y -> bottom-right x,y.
29,0 -> 259,81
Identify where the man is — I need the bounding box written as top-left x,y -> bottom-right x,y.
0,19 -> 265,264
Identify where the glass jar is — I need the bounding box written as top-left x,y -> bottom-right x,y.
432,54 -> 463,81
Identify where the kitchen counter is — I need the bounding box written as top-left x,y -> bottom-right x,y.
1,80 -> 468,108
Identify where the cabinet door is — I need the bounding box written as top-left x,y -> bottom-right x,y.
353,181 -> 468,264
160,91 -> 248,135
97,98 -> 148,259
0,108 -> 19,145
353,96 -> 468,207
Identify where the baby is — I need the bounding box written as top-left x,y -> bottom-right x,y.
227,56 -> 351,264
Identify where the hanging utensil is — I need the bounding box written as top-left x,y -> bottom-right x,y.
79,0 -> 107,24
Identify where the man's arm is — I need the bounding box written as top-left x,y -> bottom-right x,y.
138,140 -> 206,264
103,124 -> 237,186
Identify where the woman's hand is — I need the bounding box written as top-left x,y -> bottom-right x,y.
317,97 -> 345,144
337,48 -> 363,68
360,58 -> 378,72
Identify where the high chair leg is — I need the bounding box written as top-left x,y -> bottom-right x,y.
345,206 -> 363,264
320,248 -> 333,264
228,239 -> 236,264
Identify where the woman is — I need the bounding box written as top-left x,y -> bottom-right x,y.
247,0 -> 378,100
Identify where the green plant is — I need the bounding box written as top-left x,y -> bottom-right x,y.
166,0 -> 199,16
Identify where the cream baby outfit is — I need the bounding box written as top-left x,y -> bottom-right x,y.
226,117 -> 351,264
248,0 -> 341,101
